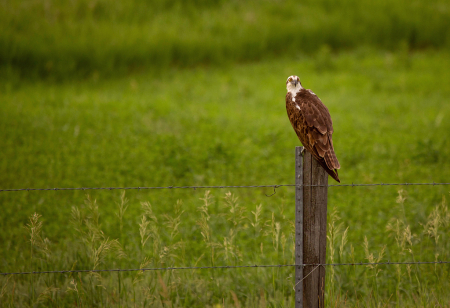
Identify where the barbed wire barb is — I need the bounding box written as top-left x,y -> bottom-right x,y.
265,185 -> 279,197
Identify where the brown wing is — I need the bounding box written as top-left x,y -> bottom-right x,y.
286,90 -> 341,182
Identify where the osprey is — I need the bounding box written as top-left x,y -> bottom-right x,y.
285,75 -> 341,182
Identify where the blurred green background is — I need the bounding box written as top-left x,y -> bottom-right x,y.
1,0 -> 450,80
1,0 -> 450,307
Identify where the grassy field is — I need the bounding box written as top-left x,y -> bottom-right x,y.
1,0 -> 450,80
1,0 -> 450,306
1,48 -> 450,306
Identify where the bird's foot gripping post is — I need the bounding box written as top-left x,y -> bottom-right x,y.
300,147 -> 306,156
295,146 -> 328,308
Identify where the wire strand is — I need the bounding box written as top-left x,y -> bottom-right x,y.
2,260 -> 449,276
1,182 -> 449,193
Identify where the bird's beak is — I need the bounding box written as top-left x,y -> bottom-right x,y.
294,80 -> 298,87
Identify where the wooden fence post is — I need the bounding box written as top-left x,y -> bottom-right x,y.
295,146 -> 328,308
295,147 -> 304,308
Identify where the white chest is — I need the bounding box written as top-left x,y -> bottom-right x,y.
288,91 -> 301,111
288,88 -> 298,103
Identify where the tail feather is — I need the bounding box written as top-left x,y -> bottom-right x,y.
309,145 -> 341,183
323,164 -> 341,183
316,156 -> 341,183
324,149 -> 340,170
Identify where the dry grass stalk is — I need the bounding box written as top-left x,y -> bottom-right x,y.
115,190 -> 129,233
133,256 -> 152,285
327,209 -> 348,297
224,191 -> 247,229
0,275 -> 13,301
423,195 -> 448,245
363,236 -> 386,276
265,213 -> 281,251
26,213 -> 51,260
140,201 -> 161,257
163,199 -> 185,240
221,228 -> 242,262
139,215 -> 152,248
230,290 -> 241,308
157,272 -> 172,307
36,286 -> 59,304
197,191 -> 220,265
92,238 -> 126,270
250,204 -> 263,235
69,195 -> 126,289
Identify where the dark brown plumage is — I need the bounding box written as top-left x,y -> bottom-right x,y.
286,76 -> 341,182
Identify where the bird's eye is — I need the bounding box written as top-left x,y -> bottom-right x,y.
288,77 -> 292,82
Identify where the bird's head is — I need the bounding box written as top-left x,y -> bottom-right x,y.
286,75 -> 302,92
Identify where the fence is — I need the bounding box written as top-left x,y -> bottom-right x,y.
1,146 -> 449,307
3,260 -> 450,276
2,182 -> 450,193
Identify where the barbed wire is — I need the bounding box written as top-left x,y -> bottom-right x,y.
1,182 -> 449,193
2,260 -> 449,276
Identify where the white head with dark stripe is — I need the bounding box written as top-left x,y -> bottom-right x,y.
286,75 -> 303,102
286,75 -> 302,92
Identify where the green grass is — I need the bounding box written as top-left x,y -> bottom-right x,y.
1,48 -> 450,306
1,0 -> 450,79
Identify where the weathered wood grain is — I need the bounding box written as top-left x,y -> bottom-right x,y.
297,149 -> 328,308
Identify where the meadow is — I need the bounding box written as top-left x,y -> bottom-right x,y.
1,0 -> 450,307
1,0 -> 450,80
1,49 -> 450,307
